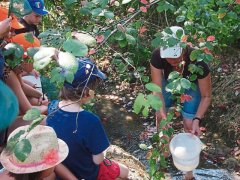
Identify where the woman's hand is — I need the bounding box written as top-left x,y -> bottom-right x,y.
191,120 -> 201,136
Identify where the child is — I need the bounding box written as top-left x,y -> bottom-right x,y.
0,125 -> 77,180
46,58 -> 129,179
0,7 -> 48,115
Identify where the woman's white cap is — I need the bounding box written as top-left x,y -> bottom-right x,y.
160,26 -> 185,58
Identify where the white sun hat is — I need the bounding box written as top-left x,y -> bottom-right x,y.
0,125 -> 69,174
160,26 -> 185,58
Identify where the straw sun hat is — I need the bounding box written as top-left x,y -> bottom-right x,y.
0,125 -> 69,174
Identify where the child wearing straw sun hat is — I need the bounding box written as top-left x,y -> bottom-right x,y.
0,125 -> 77,180
46,58 -> 129,180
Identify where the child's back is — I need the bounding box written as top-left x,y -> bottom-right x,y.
47,100 -> 109,179
46,58 -> 128,180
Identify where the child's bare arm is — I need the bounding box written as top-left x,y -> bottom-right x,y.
54,163 -> 77,180
92,152 -> 104,165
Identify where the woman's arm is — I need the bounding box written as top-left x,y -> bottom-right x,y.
54,163 -> 78,180
191,73 -> 212,135
150,64 -> 167,126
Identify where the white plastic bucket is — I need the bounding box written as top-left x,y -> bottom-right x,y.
169,133 -> 202,172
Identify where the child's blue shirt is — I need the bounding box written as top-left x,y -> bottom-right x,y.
46,100 -> 110,180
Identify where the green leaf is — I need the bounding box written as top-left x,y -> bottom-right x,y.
151,134 -> 160,142
142,75 -> 149,83
166,112 -> 174,122
160,120 -> 168,129
163,27 -> 172,35
133,93 -> 145,114
118,40 -> 127,47
189,74 -> 197,81
190,49 -> 202,61
104,11 -> 114,19
176,15 -> 185,23
191,83 -> 197,91
65,71 -> 75,83
165,81 -> 174,93
168,71 -> 180,80
50,69 -> 65,84
145,83 -> 161,92
114,31 -> 126,41
142,105 -> 149,117
63,39 -> 88,57
6,130 -> 25,151
205,54 -> 213,62
23,108 -> 41,121
100,0 -> 108,8
14,139 -> 32,162
91,8 -> 102,16
147,94 -> 162,110
64,0 -> 77,5
79,8 -> 91,15
151,36 -> 163,48
176,29 -> 184,39
24,33 -> 34,43
116,62 -> 127,72
27,115 -> 45,132
27,47 -> 39,58
122,0 -> 132,4
157,2 -> 166,12
126,34 -> 136,45
180,78 -> 191,89
3,43 -> 24,58
167,37 -> 178,47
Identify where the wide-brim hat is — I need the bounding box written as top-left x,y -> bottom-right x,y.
0,6 -> 25,29
160,26 -> 184,58
0,125 -> 69,174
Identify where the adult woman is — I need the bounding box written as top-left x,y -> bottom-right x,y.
150,26 -> 212,179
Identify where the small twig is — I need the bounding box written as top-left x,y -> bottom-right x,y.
95,0 -> 160,52
164,10 -> 169,27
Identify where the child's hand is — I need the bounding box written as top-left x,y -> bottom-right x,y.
0,18 -> 11,38
30,69 -> 40,78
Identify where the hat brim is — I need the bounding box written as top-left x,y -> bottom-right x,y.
0,139 -> 68,174
95,69 -> 107,80
160,46 -> 182,58
32,8 -> 48,15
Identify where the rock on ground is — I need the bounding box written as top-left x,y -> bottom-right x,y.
106,145 -> 149,179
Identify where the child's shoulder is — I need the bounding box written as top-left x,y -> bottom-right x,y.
82,110 -> 100,119
48,100 -> 59,113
